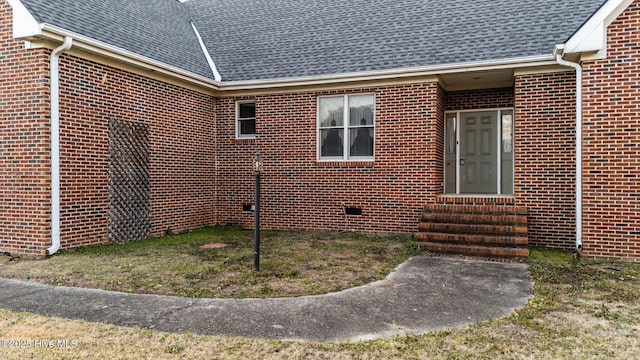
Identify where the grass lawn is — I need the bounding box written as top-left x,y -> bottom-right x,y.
1,228 -> 639,359
0,226 -> 419,299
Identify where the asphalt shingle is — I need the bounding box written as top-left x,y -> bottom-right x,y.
19,0 -> 214,80
16,0 -> 607,82
185,0 -> 606,81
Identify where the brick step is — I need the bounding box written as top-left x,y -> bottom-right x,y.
417,202 -> 529,258
418,222 -> 527,236
418,242 -> 529,258
421,212 -> 527,226
415,232 -> 529,247
423,204 -> 527,215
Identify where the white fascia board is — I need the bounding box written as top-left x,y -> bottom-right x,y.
37,24 -> 222,89
219,54 -> 557,91
563,0 -> 634,55
191,22 -> 222,82
7,0 -> 41,38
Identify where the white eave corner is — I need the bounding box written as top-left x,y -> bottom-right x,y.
7,0 -> 42,39
190,22 -> 222,82
563,0 -> 634,60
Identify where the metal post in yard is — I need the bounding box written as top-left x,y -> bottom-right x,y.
253,152 -> 263,272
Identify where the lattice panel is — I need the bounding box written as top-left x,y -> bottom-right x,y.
107,119 -> 151,243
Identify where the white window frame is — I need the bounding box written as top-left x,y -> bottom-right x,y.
236,100 -> 256,139
317,94 -> 375,161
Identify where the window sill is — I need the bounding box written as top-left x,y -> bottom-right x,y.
437,194 -> 515,204
234,136 -> 256,143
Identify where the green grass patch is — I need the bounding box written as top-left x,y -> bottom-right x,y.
0,226 -> 419,299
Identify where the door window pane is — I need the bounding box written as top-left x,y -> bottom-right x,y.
444,113 -> 457,193
501,110 -> 514,194
446,116 -> 456,154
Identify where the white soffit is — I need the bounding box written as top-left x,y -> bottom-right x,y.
7,0 -> 41,38
439,69 -> 514,91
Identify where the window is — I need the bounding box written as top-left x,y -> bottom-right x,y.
318,94 -> 374,160
236,101 -> 256,139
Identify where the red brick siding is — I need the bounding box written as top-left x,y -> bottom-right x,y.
445,87 -> 514,111
57,56 -> 217,249
581,1 -> 640,260
215,82 -> 444,233
0,1 -> 50,256
514,71 -> 576,249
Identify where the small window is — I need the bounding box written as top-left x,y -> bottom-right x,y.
318,94 -> 374,160
236,101 -> 256,139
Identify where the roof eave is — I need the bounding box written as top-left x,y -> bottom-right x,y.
14,22 -> 223,91
9,0 -> 631,93
218,55 -> 558,91
43,24 -> 222,89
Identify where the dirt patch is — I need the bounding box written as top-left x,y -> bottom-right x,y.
199,243 -> 229,249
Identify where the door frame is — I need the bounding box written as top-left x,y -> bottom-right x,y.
444,108 -> 514,195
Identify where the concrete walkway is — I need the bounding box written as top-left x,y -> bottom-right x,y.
0,257 -> 532,342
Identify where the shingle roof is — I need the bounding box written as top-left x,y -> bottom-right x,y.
19,0 -> 214,80
185,0 -> 606,81
17,0 -> 607,83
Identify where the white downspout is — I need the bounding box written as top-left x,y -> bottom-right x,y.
47,36 -> 73,256
555,51 -> 583,251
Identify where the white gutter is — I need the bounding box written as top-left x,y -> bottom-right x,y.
37,24 -> 221,89
220,54 -> 558,90
555,49 -> 583,251
33,24 -> 557,92
47,36 -> 73,256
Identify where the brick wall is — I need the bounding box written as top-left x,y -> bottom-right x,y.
0,1 -> 51,257
1,0 -> 217,256
581,0 -> 640,260
215,82 -> 444,233
445,87 -> 514,111
4,0 -> 639,262
57,56 -> 217,249
514,71 -> 577,249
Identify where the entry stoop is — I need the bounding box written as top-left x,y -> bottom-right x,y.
416,197 -> 529,258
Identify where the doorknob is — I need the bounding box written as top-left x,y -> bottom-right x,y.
460,158 -> 465,165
